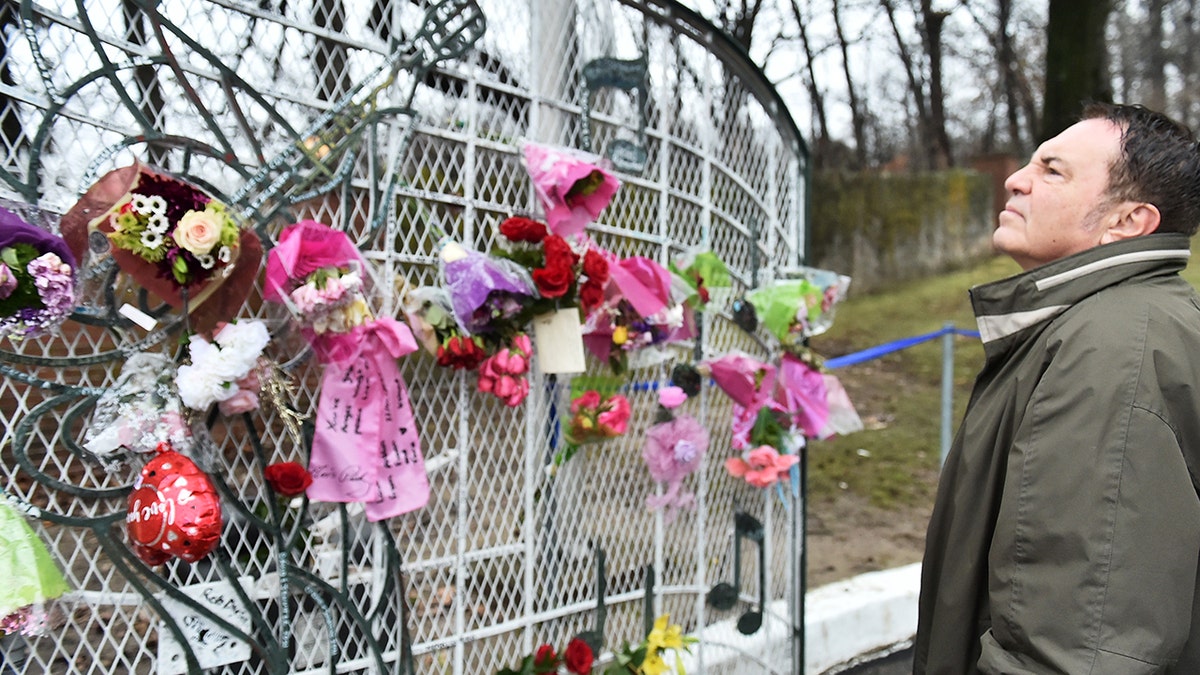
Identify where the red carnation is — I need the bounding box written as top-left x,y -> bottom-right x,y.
581,249 -> 608,285
263,462 -> 313,497
563,638 -> 594,674
499,216 -> 549,244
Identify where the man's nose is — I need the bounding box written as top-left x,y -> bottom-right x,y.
1004,164 -> 1031,194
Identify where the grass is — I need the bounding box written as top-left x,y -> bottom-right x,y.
805,255 -> 1020,509
808,238 -> 1200,510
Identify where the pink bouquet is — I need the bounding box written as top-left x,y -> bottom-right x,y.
552,390 -> 631,469
476,333 -> 533,406
725,445 -> 799,488
521,142 -> 620,238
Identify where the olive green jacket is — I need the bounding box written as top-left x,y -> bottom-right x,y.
915,234 -> 1200,674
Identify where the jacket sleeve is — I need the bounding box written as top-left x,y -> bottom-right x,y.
978,311 -> 1200,674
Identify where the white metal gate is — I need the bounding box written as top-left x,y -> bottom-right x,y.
0,0 -> 811,672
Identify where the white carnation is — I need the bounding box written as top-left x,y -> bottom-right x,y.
177,363 -> 235,409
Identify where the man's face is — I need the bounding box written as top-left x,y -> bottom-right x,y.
995,118 -> 1124,270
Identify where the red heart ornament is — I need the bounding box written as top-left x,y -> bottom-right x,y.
126,442 -> 222,565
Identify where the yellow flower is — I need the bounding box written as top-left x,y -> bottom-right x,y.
640,648 -> 668,675
612,325 -> 629,345
647,614 -> 686,651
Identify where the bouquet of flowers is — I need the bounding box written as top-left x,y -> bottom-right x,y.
0,206 -> 76,341
440,237 -> 537,338
583,256 -> 692,375
0,501 -> 69,637
552,389 -> 631,469
265,220 -> 429,521
82,352 -> 195,470
492,216 -> 610,317
476,332 -> 533,406
670,250 -> 731,308
497,636 -> 595,675
287,264 -> 371,335
62,163 -> 262,333
602,614 -> 697,675
175,319 -> 271,413
745,267 -> 851,353
522,141 -> 620,238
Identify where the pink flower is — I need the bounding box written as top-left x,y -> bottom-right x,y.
571,390 -> 602,414
658,386 -> 687,409
522,141 -> 620,238
725,445 -> 799,488
218,389 -> 260,415
597,395 -> 631,435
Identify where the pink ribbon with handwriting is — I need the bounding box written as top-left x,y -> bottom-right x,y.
307,317 -> 429,520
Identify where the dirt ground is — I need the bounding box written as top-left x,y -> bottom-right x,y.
805,492 -> 932,588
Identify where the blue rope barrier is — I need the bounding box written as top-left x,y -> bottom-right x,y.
823,325 -> 980,369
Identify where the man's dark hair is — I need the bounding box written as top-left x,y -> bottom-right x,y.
1081,102 -> 1200,235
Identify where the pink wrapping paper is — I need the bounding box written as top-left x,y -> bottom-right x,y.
306,317 -> 429,520
775,354 -> 832,439
264,220 -> 363,302
522,142 -> 620,238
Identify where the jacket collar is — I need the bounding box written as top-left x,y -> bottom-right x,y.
971,233 -> 1191,349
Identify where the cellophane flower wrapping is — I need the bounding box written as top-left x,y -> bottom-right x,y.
60,163 -> 262,333
582,255 -> 693,371
746,267 -> 851,350
0,501 -> 69,635
440,241 -> 535,336
0,205 -> 76,341
82,352 -> 195,470
265,221 -> 429,521
521,141 -> 620,238
671,249 -> 731,307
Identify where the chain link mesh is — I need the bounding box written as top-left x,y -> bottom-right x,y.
0,0 -> 809,672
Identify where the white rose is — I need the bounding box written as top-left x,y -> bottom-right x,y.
172,208 -> 223,255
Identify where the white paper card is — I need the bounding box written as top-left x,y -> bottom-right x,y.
156,577 -> 253,674
118,303 -> 158,331
532,308 -> 587,374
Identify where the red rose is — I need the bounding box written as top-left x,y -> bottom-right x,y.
697,282 -> 710,304
541,235 -> 579,268
581,249 -> 608,285
499,216 -> 549,244
263,462 -> 313,497
534,644 -> 557,667
532,262 -> 573,298
563,638 -> 594,674
579,280 -> 605,311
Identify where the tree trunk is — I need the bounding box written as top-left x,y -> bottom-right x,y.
832,0 -> 868,168
790,0 -> 832,167
881,0 -> 931,169
1143,0 -> 1167,114
1041,0 -> 1112,141
920,0 -> 952,167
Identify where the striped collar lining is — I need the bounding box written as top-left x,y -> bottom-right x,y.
1034,249 -> 1190,291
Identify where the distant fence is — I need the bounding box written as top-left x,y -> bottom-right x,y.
825,323 -> 981,464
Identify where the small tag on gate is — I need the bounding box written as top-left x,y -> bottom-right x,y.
532,308 -> 586,374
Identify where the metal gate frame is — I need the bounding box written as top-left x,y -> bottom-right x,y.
0,0 -> 811,672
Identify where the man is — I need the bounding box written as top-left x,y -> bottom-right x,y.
915,102 -> 1200,674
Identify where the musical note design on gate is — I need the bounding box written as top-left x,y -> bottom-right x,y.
705,511 -> 767,635
581,56 -> 649,175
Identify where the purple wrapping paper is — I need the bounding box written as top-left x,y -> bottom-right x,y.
443,249 -> 534,334
0,208 -> 76,270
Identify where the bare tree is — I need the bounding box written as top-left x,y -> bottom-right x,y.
832,0 -> 869,168
789,0 -> 835,167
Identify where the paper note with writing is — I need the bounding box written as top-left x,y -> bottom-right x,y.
156,577 -> 253,675
533,308 -> 586,374
307,319 -> 429,521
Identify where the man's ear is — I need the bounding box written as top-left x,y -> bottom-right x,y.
1101,202 -> 1161,243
